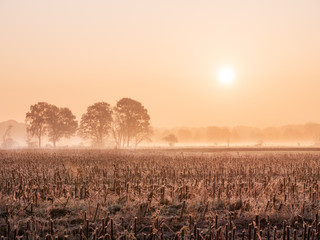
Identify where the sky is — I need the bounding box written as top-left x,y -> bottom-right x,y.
1,0 -> 320,128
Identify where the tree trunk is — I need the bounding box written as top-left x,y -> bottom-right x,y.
38,135 -> 41,148
38,127 -> 42,148
122,135 -> 126,148
126,134 -> 130,148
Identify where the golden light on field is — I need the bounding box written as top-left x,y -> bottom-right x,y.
218,67 -> 235,85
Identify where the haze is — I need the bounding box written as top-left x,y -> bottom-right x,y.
1,0 -> 320,128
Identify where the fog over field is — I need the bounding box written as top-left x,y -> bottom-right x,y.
2,120 -> 320,148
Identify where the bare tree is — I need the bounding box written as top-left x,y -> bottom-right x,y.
112,98 -> 152,148
79,102 -> 113,147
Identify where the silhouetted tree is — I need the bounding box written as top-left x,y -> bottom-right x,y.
79,102 -> 112,147
25,102 -> 51,147
46,105 -> 78,147
112,98 -> 152,148
163,134 -> 178,147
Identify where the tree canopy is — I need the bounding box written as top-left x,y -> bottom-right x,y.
25,102 -> 51,147
79,102 -> 113,147
26,102 -> 78,147
112,98 -> 152,148
163,134 -> 178,147
46,106 -> 78,147
25,99 -> 152,148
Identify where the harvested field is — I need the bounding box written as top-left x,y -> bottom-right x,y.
0,149 -> 320,239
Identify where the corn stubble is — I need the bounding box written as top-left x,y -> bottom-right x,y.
0,150 -> 320,239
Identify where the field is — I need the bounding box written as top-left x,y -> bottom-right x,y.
0,149 -> 320,239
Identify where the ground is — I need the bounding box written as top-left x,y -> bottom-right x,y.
0,148 -> 320,239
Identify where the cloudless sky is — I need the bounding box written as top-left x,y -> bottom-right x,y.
1,0 -> 320,128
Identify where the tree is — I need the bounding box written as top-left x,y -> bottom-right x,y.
46,105 -> 78,147
25,102 -> 51,147
163,134 -> 178,147
79,102 -> 113,147
112,98 -> 152,148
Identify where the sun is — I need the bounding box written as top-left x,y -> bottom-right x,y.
218,67 -> 235,85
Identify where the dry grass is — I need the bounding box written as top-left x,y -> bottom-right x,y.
0,149 -> 319,239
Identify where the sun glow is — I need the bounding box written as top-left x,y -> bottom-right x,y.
218,67 -> 235,85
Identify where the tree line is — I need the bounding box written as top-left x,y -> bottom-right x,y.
25,98 -> 152,148
155,123 -> 320,146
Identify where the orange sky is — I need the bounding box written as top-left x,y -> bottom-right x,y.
1,1 -> 320,128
